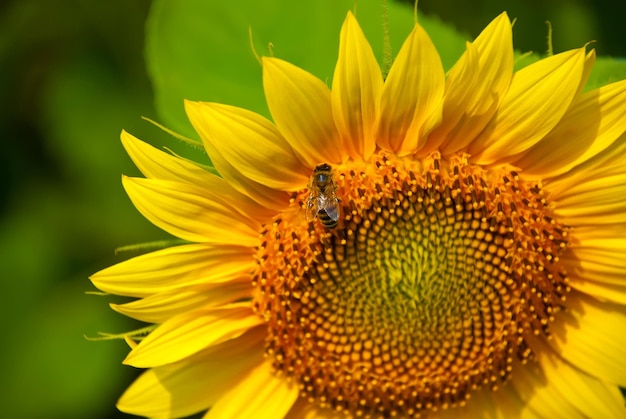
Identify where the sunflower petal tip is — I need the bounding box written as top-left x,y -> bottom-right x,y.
183,98 -> 199,112
121,352 -> 135,366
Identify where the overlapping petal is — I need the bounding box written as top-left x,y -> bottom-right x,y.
91,243 -> 254,298
204,360 -> 299,418
331,11 -> 383,160
551,174 -> 626,225
121,130 -> 216,185
263,57 -> 344,166
185,100 -> 309,192
550,292 -> 626,386
468,48 -> 586,164
375,22 -> 445,155
111,282 -> 252,324
124,303 -> 262,368
118,326 -> 265,418
122,176 -> 260,246
545,134 -> 626,227
515,79 -> 626,177
563,234 -> 626,286
512,341 -> 626,418
569,271 -> 626,304
431,12 -> 514,156
122,131 -> 277,223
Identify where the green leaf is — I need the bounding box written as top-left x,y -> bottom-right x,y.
146,0 -> 469,138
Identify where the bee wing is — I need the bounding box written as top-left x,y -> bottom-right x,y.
324,205 -> 340,222
305,196 -> 319,222
319,196 -> 340,222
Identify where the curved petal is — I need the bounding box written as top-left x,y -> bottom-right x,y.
547,130 -> 626,185
185,100 -> 309,192
431,13 -> 514,156
122,177 -> 260,246
111,281 -> 252,324
550,291 -> 626,386
118,326 -> 265,418
124,304 -> 262,368
512,341 -> 626,418
578,49 -> 597,95
563,232 -> 626,286
204,360 -> 299,419
263,57 -> 344,166
123,130 -> 278,223
375,22 -> 445,155
469,48 -> 586,164
551,173 -> 626,226
515,79 -> 626,177
545,135 -> 626,227
121,130 -> 216,184
569,273 -> 626,305
331,11 -> 383,161
90,243 -> 254,298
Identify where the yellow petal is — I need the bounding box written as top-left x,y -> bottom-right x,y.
118,326 -> 265,418
512,361 -> 580,418
122,176 -> 260,246
375,23 -> 444,155
431,13 -> 514,156
263,57 -> 344,166
569,273 -> 626,304
512,340 -> 625,418
540,347 -> 626,419
547,130 -> 626,188
331,11 -> 383,160
551,173 -> 626,226
204,360 -> 299,419
121,130 -> 216,184
124,304 -> 262,368
578,49 -> 597,94
90,243 -> 253,298
550,291 -> 626,386
112,281 -> 252,323
515,79 -> 626,177
563,233 -> 626,286
123,129 -> 278,223
469,48 -> 586,164
545,132 -> 626,227
185,100 -> 309,192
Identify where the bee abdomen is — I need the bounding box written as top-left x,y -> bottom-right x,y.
318,210 -> 339,229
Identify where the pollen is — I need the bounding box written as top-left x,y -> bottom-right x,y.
252,152 -> 570,417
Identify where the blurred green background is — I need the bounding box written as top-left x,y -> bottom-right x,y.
1,0 -> 624,418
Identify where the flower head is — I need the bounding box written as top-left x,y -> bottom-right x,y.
91,11 -> 626,418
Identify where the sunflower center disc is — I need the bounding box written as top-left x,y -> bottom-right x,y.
252,153 -> 570,417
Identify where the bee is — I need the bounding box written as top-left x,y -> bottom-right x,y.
306,163 -> 341,229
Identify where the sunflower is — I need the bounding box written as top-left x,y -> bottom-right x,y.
91,10 -> 626,418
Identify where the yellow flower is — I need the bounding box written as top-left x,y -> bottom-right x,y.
91,11 -> 626,418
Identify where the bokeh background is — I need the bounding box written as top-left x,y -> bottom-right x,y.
1,0 -> 624,418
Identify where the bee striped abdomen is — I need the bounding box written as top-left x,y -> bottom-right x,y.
318,208 -> 339,228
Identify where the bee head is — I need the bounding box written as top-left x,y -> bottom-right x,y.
315,163 -> 332,172
313,163 -> 332,185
